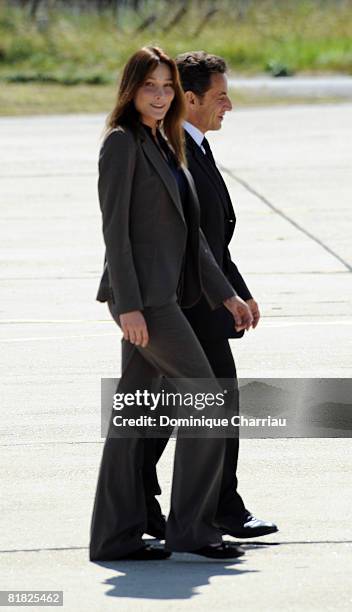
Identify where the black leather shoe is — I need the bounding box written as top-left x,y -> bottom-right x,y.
188,542 -> 245,559
120,545 -> 171,560
145,514 -> 166,539
220,511 -> 278,538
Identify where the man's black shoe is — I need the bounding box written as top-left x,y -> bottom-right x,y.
220,512 -> 278,538
188,542 -> 245,559
120,545 -> 171,560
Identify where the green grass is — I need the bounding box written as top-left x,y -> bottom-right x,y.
0,1 -> 351,115
0,1 -> 352,82
0,82 -> 116,115
0,81 -> 346,117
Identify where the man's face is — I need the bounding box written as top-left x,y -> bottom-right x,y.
194,72 -> 232,132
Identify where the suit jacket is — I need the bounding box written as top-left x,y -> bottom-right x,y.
182,131 -> 253,341
96,124 -> 236,316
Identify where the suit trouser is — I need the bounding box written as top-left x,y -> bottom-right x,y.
146,338 -> 247,528
89,302 -> 227,560
201,338 -> 247,524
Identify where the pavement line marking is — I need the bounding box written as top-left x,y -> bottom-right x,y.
220,166 -> 352,273
0,321 -> 351,342
1,172 -> 94,178
261,320 -> 352,326
0,442 -> 104,446
0,318 -> 351,324
0,333 -> 118,342
0,271 -> 349,280
0,320 -> 111,324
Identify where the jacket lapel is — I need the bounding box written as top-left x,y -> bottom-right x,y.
185,132 -> 235,221
139,131 -> 186,224
182,165 -> 200,214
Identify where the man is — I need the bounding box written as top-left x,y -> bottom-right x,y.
172,50 -> 278,538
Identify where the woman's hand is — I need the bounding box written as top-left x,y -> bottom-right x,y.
119,310 -> 149,347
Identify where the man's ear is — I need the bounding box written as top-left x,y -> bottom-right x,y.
184,90 -> 197,106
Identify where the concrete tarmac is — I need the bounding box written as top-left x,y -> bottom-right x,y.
228,75 -> 352,99
0,104 -> 351,611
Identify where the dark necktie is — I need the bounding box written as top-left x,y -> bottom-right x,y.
201,136 -> 232,218
201,136 -> 217,167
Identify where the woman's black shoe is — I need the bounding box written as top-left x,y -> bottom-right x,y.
121,545 -> 171,560
145,514 -> 166,540
189,542 -> 245,559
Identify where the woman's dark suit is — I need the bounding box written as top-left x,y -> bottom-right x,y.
89,124 -> 238,559
96,125 -> 233,312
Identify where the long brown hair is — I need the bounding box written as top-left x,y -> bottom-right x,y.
105,46 -> 186,166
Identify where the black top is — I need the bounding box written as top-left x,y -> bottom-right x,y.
141,123 -> 189,212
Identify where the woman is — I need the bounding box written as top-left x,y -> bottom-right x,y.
89,46 -> 252,561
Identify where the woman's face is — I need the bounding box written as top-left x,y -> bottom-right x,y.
134,63 -> 175,128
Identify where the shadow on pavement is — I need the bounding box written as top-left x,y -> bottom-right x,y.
94,557 -> 257,600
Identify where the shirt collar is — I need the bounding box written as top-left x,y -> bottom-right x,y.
183,121 -> 205,150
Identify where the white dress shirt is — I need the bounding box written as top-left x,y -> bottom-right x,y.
183,121 -> 206,154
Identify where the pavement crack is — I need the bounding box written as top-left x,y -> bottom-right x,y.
220,165 -> 352,273
0,546 -> 88,554
0,541 -> 351,554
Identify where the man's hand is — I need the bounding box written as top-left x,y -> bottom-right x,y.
119,310 -> 149,347
246,298 -> 261,329
223,295 -> 253,332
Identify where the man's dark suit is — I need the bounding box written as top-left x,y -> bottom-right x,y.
143,128 -> 254,532
183,131 -> 252,336
147,129 -> 253,529
181,130 -> 253,524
